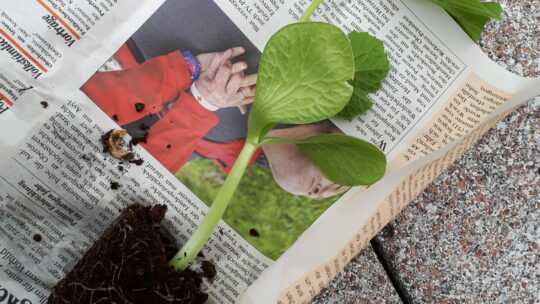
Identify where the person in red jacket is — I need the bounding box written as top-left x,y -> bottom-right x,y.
82,46 -> 257,174
82,45 -> 350,200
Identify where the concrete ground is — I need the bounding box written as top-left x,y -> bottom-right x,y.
312,1 -> 539,303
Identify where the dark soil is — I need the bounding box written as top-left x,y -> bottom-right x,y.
249,228 -> 260,237
135,102 -> 145,112
129,158 -> 144,166
201,261 -> 216,282
33,234 -> 42,242
101,129 -> 114,153
47,204 -> 208,304
129,131 -> 149,146
40,101 -> 48,108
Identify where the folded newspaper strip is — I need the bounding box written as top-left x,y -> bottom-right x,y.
0,1 -> 538,304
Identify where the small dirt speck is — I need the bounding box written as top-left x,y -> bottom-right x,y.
135,103 -> 145,112
40,101 -> 48,108
110,182 -> 120,190
249,228 -> 260,237
112,114 -> 119,121
129,158 -> 144,166
129,132 -> 148,147
33,234 -> 42,242
201,260 -> 217,281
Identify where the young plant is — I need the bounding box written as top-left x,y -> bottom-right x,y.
170,0 -> 389,271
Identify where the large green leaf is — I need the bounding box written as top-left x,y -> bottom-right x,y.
428,0 -> 502,41
248,22 -> 354,141
338,32 -> 389,119
262,134 -> 386,186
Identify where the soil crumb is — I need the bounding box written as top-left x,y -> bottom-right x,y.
129,158 -> 144,166
135,103 -> 145,112
249,228 -> 260,237
129,131 -> 149,146
201,260 -> 217,282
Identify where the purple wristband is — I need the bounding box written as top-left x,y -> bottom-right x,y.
182,51 -> 201,81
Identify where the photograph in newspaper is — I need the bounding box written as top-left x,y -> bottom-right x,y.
1,0 -> 539,303
80,0 -> 351,260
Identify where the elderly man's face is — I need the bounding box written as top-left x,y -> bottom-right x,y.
262,122 -> 351,199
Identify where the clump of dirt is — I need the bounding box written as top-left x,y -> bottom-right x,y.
249,228 -> 260,237
47,204 -> 209,304
129,158 -> 144,166
135,102 -> 145,112
201,260 -> 217,282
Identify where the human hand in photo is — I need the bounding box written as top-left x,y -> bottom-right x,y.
195,46 -> 257,114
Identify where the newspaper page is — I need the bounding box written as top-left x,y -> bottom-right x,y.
0,1 -> 538,304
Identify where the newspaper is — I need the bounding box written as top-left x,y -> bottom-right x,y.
0,0 -> 538,303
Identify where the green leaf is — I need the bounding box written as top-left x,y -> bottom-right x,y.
248,22 -> 354,142
338,87 -> 373,119
428,0 -> 502,41
338,32 -> 389,119
262,134 -> 386,186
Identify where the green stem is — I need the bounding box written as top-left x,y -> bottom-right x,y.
170,141 -> 258,271
298,0 -> 325,22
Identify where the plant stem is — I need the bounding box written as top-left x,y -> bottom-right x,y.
170,141 -> 258,271
298,0 -> 325,22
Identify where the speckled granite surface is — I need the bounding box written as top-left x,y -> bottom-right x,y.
375,99 -> 539,303
313,244 -> 402,304
313,1 -> 539,303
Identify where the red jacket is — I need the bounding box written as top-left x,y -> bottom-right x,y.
82,50 -> 260,173
82,51 -> 219,173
